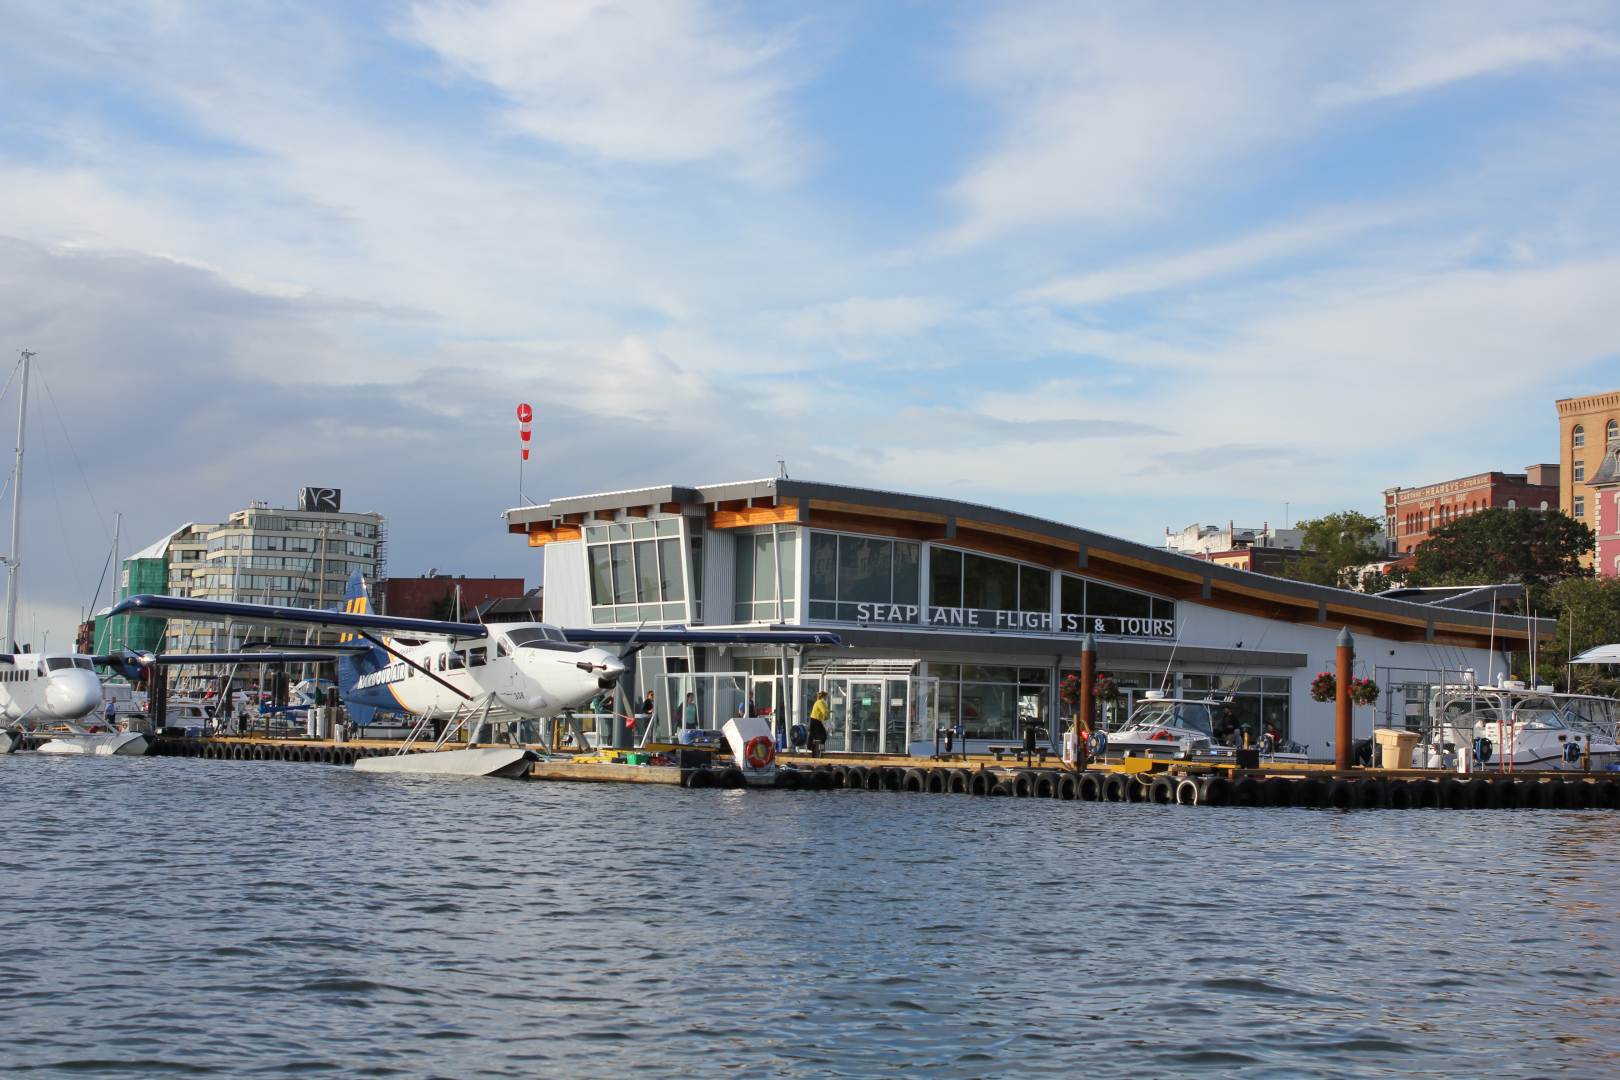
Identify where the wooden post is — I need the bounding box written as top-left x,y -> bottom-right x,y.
1077,633 -> 1096,769
1335,626 -> 1353,771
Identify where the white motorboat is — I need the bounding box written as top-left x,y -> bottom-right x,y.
1098,691 -> 1309,763
34,725 -> 148,756
1429,681 -> 1620,772
353,745 -> 535,778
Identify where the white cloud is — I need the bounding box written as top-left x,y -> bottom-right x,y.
1321,24 -> 1620,107
403,0 -> 806,182
1022,209 -> 1405,307
940,2 -> 1620,249
938,6 -> 1310,248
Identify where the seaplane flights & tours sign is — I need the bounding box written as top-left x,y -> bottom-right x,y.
852,603 -> 1176,639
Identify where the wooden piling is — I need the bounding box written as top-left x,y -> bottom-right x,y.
1077,633 -> 1096,769
1335,627 -> 1353,771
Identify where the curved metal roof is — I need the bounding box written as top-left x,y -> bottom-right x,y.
505,477 -> 1547,647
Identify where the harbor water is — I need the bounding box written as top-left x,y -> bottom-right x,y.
3,756 -> 1618,1078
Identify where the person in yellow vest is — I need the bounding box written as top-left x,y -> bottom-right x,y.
808,690 -> 830,757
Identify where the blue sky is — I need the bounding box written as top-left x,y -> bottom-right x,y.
2,0 -> 1619,644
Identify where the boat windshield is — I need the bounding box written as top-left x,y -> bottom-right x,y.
1129,701 -> 1215,737
1562,695 -> 1618,737
503,627 -> 587,653
1444,694 -> 1568,729
1512,699 -> 1567,729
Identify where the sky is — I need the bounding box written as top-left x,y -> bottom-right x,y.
2,0 -> 1619,647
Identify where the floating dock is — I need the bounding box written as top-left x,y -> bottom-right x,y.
17,734 -> 1617,810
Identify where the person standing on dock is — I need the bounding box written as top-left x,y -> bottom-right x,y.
682,692 -> 698,730
639,691 -> 656,741
809,691 -> 830,757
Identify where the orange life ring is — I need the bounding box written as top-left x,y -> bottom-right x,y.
1149,729 -> 1175,742
744,735 -> 775,769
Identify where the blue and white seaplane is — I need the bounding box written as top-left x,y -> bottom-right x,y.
109,573 -> 839,778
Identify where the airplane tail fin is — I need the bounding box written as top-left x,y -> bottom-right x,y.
335,571 -> 386,727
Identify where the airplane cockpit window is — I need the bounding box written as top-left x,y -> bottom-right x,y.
495,640 -> 509,659
46,658 -> 75,671
503,627 -> 588,653
75,658 -> 94,670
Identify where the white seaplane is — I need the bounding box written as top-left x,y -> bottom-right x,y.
0,652 -> 137,755
110,573 -> 839,778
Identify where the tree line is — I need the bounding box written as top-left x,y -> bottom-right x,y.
1281,508 -> 1616,691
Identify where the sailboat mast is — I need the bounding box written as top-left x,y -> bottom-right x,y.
4,349 -> 32,652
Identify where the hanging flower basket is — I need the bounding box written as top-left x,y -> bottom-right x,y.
1311,672 -> 1380,706
1310,671 -> 1335,704
1059,672 -> 1120,707
1094,674 -> 1119,703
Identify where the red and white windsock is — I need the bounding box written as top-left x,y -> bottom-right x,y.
516,402 -> 533,462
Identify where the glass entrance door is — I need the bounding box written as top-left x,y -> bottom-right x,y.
847,680 -> 883,754
750,676 -> 779,733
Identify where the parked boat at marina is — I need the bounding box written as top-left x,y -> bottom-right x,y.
1429,682 -> 1620,772
1099,690 -> 1309,764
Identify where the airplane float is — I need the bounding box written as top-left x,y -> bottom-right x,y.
109,572 -> 839,777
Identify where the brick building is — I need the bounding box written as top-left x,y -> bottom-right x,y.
1383,466 -> 1560,554
379,574 -> 526,619
1557,390 -> 1620,541
1587,443 -> 1620,579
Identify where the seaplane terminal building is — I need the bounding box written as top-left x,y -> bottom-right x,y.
504,479 -> 1543,760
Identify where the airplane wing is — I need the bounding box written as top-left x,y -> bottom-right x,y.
107,595 -> 488,639
562,628 -> 843,646
139,651 -> 366,665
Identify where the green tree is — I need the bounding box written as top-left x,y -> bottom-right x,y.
1285,511 -> 1386,589
1544,576 -> 1620,692
1405,507 -> 1592,611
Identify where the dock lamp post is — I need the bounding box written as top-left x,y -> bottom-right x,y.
1076,633 -> 1096,769
1335,627 -> 1354,771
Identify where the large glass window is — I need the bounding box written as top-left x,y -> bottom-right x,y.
733,526 -> 797,623
926,547 -> 1051,630
807,532 -> 921,623
584,518 -> 689,624
930,663 -> 1051,742
1057,574 -> 1175,638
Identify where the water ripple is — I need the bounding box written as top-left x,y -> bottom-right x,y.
4,755 -> 1620,1077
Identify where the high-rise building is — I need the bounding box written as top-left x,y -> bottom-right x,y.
1557,391 -> 1620,550
99,489 -> 386,655
94,524 -> 206,654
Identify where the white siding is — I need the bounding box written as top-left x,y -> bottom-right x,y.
542,540 -> 590,626
703,529 -> 735,625
1176,602 -> 1502,758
